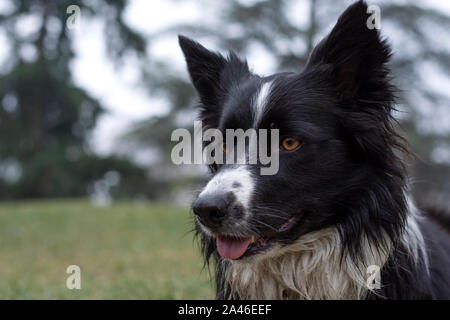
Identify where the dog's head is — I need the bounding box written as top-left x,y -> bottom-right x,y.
180,1 -> 407,261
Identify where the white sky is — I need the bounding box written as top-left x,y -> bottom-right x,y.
70,0 -> 199,155
0,0 -> 449,158
70,0 -> 281,156
73,0 -> 450,157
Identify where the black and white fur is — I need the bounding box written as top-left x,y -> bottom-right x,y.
179,1 -> 450,299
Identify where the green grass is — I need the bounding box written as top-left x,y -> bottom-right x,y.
0,199 -> 214,299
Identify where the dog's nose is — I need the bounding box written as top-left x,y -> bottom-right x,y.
193,194 -> 229,227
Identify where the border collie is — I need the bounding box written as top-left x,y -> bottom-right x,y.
179,1 -> 450,299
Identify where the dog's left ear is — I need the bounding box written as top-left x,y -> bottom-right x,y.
307,1 -> 392,101
178,35 -> 228,108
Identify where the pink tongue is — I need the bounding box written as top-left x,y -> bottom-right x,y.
216,235 -> 251,259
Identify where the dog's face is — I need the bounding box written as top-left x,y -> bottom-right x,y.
180,1 -> 400,261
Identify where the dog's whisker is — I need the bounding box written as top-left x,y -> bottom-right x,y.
250,219 -> 278,232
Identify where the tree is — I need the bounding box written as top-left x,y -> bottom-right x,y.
0,0 -> 166,200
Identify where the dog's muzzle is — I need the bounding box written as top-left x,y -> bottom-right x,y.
193,191 -> 241,230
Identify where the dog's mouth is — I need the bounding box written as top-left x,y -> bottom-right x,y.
215,209 -> 303,260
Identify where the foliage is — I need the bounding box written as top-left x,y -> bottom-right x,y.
0,0 -> 162,199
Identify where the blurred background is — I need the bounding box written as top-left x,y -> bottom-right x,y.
0,0 -> 448,299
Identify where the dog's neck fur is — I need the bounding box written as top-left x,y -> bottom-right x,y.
223,228 -> 384,299
221,203 -> 427,300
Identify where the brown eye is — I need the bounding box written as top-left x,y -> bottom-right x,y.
281,137 -> 302,151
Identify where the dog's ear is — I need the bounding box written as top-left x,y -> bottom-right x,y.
307,1 -> 392,101
178,35 -> 227,108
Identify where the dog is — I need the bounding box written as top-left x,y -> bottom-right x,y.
179,0 -> 450,299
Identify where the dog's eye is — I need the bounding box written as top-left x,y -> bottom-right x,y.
281,137 -> 302,151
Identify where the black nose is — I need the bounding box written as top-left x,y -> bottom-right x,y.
193,194 -> 229,228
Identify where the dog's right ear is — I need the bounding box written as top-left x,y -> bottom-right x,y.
178,35 -> 227,108
305,1 -> 393,103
